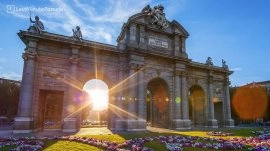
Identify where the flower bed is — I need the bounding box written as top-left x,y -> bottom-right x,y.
0,128 -> 269,151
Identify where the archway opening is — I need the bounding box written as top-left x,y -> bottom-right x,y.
147,78 -> 169,128
82,79 -> 109,127
39,90 -> 64,130
189,85 -> 206,126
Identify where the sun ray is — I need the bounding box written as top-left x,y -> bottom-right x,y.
108,103 -> 138,119
94,44 -> 98,79
109,66 -> 147,94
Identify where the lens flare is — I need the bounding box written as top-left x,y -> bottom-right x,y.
88,89 -> 108,111
232,85 -> 268,120
83,79 -> 109,111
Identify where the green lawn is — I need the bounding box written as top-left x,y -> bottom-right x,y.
43,141 -> 101,151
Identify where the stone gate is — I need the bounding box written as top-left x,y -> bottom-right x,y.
14,5 -> 234,133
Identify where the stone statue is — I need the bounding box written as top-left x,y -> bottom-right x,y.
28,16 -> 44,34
222,59 -> 228,69
72,26 -> 83,41
206,57 -> 213,66
141,4 -> 169,29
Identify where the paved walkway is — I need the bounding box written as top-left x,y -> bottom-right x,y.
0,125 -> 258,138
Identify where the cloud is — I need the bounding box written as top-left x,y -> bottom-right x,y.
0,72 -> 22,80
73,0 -> 149,23
231,67 -> 242,71
7,0 -> 151,44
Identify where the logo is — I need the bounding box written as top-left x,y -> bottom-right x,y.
6,5 -> 15,13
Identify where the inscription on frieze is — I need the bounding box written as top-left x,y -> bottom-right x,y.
148,36 -> 168,48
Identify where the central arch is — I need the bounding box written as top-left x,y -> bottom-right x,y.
189,85 -> 206,126
146,78 -> 170,128
81,79 -> 109,127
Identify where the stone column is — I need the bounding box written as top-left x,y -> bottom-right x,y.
14,39 -> 38,133
63,46 -> 80,132
113,63 -> 126,131
137,66 -> 146,130
181,72 -> 191,128
224,78 -> 234,127
129,24 -> 137,46
118,28 -> 128,50
181,37 -> 188,58
174,35 -> 180,56
139,25 -> 146,49
172,71 -> 184,129
207,74 -> 218,128
127,63 -> 138,130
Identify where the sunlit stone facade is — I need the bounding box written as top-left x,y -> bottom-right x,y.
14,6 -> 234,133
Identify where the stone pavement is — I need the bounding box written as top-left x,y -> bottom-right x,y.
0,125 -> 253,138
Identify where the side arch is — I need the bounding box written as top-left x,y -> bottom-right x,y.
146,77 -> 170,128
189,85 -> 206,126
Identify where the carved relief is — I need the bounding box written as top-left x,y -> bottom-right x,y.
42,67 -> 65,79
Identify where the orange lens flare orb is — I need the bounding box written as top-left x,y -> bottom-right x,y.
232,85 -> 268,120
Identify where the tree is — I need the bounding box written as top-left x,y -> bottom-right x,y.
0,80 -> 20,117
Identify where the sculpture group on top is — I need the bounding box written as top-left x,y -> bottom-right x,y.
222,59 -> 229,69
28,16 -> 44,34
72,26 -> 83,41
27,15 -> 83,42
206,57 -> 213,66
141,4 -> 169,29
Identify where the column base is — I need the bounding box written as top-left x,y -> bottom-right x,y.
13,117 -> 34,133
172,119 -> 184,129
126,119 -> 147,131
224,119 -> 234,127
183,119 -> 191,129
113,119 -> 126,131
62,118 -> 77,132
208,119 -> 218,128
137,119 -> 147,129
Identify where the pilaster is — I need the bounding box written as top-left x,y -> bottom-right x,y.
181,37 -> 188,58
62,45 -> 80,132
207,72 -> 218,128
137,65 -> 146,129
181,71 -> 191,129
224,78 -> 234,127
172,70 -> 184,129
174,35 -> 180,56
126,63 -> 138,130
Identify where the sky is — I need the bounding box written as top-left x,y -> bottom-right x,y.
0,0 -> 269,86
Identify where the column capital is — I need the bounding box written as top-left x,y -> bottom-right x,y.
118,63 -> 129,72
208,77 -> 214,84
181,36 -> 187,40
129,63 -> 144,71
69,56 -> 80,64
208,73 -> 214,83
224,79 -> 231,86
174,70 -> 181,76
180,71 -> 188,77
70,45 -> 80,55
22,51 -> 37,61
